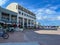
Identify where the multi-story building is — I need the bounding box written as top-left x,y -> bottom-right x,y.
6,3 -> 36,29
0,7 -> 17,28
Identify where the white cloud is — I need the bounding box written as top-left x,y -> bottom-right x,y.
35,8 -> 55,20
36,15 -> 48,20
0,0 -> 8,6
49,6 -> 58,10
35,6 -> 60,21
57,16 -> 60,20
35,8 -> 56,15
48,16 -> 60,21
49,5 -> 60,10
45,9 -> 56,14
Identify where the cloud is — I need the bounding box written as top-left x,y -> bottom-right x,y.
0,0 -> 8,6
45,9 -> 56,14
57,16 -> 60,20
17,1 -> 60,21
35,8 -> 54,20
35,6 -> 60,21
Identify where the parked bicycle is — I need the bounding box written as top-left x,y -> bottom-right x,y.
0,28 -> 9,39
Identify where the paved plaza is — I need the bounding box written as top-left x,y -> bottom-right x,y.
0,29 -> 60,45
0,42 -> 39,45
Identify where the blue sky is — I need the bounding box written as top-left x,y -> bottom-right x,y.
0,0 -> 60,26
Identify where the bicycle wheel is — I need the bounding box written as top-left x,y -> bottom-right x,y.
3,33 -> 9,39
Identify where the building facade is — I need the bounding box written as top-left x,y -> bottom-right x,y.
0,7 -> 17,28
6,3 -> 36,29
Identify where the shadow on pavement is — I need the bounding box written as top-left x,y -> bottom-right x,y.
24,30 -> 60,45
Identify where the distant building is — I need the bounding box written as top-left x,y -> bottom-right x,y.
39,26 -> 59,30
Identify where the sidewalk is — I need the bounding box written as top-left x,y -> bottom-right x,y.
0,42 -> 40,45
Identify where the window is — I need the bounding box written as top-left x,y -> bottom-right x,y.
22,13 -> 23,15
27,15 -> 28,16
19,11 -> 21,14
2,12 -> 9,20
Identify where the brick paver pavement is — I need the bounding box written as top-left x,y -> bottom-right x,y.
0,42 -> 39,45
24,29 -> 60,45
0,32 -> 25,43
0,29 -> 60,45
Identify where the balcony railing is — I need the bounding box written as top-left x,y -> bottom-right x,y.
11,20 -> 17,23
0,18 -> 17,24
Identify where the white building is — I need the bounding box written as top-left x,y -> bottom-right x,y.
0,7 -> 17,29
0,7 -> 17,24
6,3 -> 36,29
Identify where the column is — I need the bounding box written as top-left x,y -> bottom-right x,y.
30,20 -> 31,28
27,19 -> 28,28
31,20 -> 33,28
23,18 -> 24,28
9,14 -> 11,22
0,11 -> 1,20
9,14 -> 12,23
31,20 -> 34,28
17,16 -> 19,27
34,20 -> 36,28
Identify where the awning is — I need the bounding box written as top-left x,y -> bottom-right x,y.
0,21 -> 5,24
6,23 -> 12,24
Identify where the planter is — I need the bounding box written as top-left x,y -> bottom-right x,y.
20,28 -> 23,32
15,27 -> 23,32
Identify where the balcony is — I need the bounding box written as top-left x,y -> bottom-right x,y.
11,20 -> 17,23
0,18 -> 17,24
0,18 -> 11,24
1,18 -> 9,22
1,18 -> 11,23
